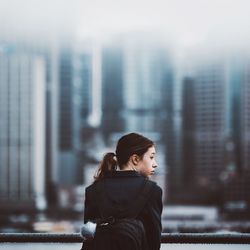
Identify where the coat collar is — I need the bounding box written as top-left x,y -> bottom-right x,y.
107,170 -> 142,178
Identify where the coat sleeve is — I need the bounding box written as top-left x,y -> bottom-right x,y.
142,184 -> 163,250
84,185 -> 100,224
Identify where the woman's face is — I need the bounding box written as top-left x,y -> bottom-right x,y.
137,146 -> 157,178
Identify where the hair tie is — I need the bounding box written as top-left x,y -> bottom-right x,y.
112,153 -> 117,161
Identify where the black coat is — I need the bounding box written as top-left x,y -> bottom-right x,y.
84,170 -> 163,250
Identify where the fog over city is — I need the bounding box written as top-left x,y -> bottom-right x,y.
1,0 -> 250,48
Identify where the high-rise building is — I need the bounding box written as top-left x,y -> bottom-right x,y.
44,40 -> 60,208
219,54 -> 250,217
72,44 -> 94,184
192,62 -> 227,184
101,44 -> 124,140
57,46 -> 78,186
181,77 -> 196,186
49,42 -> 98,188
231,56 -> 250,173
164,55 -> 183,204
122,37 -> 170,134
101,35 -> 172,137
0,43 -> 47,211
167,52 -> 229,204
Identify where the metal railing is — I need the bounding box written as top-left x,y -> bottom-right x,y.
0,233 -> 250,244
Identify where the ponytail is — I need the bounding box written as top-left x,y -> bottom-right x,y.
94,152 -> 117,181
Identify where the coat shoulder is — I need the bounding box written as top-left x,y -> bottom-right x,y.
85,182 -> 97,195
147,179 -> 162,192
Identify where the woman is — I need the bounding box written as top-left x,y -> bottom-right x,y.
84,132 -> 163,250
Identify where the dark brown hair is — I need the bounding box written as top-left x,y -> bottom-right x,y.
94,133 -> 154,181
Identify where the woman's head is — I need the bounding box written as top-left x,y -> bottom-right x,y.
94,132 -> 157,181
115,132 -> 154,166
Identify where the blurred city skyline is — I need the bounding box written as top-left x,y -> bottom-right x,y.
1,31 -> 250,210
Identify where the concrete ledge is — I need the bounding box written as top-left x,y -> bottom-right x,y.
0,233 -> 250,244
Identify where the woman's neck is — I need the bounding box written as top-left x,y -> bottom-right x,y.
119,164 -> 137,171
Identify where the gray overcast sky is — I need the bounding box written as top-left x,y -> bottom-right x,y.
0,0 -> 250,47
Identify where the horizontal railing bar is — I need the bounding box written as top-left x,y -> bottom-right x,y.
0,233 -> 250,244
0,233 -> 81,243
161,233 -> 250,244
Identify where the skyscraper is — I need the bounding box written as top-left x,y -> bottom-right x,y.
231,55 -> 250,173
122,37 -> 170,134
101,43 -> 124,140
219,53 -> 250,217
72,44 -> 94,184
192,61 -> 227,184
0,43 -> 46,211
57,46 -> 78,186
167,52 -> 229,204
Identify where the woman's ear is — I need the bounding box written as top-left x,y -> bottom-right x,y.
131,154 -> 140,165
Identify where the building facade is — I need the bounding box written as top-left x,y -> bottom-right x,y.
0,43 -> 46,211
167,52 -> 229,204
